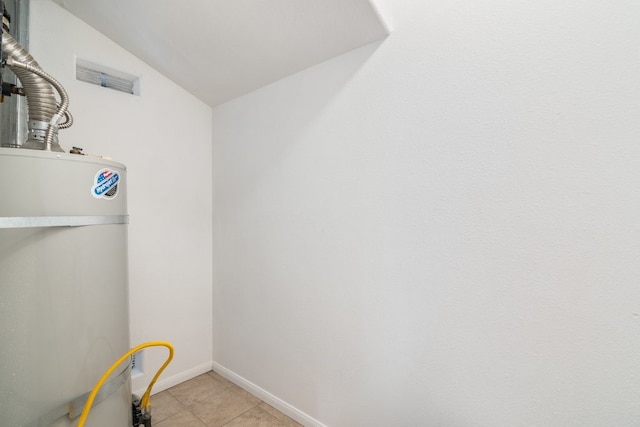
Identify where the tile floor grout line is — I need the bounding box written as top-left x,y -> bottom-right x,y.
158,390 -> 193,425
191,406 -> 209,426
165,389 -> 189,410
219,402 -> 262,427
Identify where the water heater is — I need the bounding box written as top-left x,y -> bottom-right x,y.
0,148 -> 131,426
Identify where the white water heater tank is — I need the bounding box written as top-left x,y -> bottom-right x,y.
0,148 -> 131,426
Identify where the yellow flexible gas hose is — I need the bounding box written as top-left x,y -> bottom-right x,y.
77,341 -> 174,427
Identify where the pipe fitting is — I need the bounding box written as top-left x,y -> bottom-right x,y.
2,29 -> 71,151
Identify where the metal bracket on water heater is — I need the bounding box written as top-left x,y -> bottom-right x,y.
0,214 -> 129,228
24,364 -> 131,427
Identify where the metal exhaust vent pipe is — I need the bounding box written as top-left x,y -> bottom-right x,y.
2,29 -> 72,151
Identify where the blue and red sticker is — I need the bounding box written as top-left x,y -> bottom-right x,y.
91,168 -> 120,199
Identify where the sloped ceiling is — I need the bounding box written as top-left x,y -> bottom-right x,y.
51,0 -> 389,107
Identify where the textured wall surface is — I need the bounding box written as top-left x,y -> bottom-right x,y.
213,1 -> 640,425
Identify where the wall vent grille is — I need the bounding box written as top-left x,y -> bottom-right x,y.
75,58 -> 139,95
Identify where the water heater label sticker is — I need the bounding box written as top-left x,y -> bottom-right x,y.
91,168 -> 120,199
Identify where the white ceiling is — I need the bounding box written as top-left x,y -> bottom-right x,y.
51,0 -> 389,107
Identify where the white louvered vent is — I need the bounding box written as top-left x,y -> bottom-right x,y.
75,58 -> 139,95
131,350 -> 144,378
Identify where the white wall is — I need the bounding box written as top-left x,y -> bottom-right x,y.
30,0 -> 213,393
213,1 -> 640,425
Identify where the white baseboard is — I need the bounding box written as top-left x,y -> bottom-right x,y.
132,361 -> 213,397
212,361 -> 327,427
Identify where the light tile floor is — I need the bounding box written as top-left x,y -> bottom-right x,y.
151,371 -> 303,427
